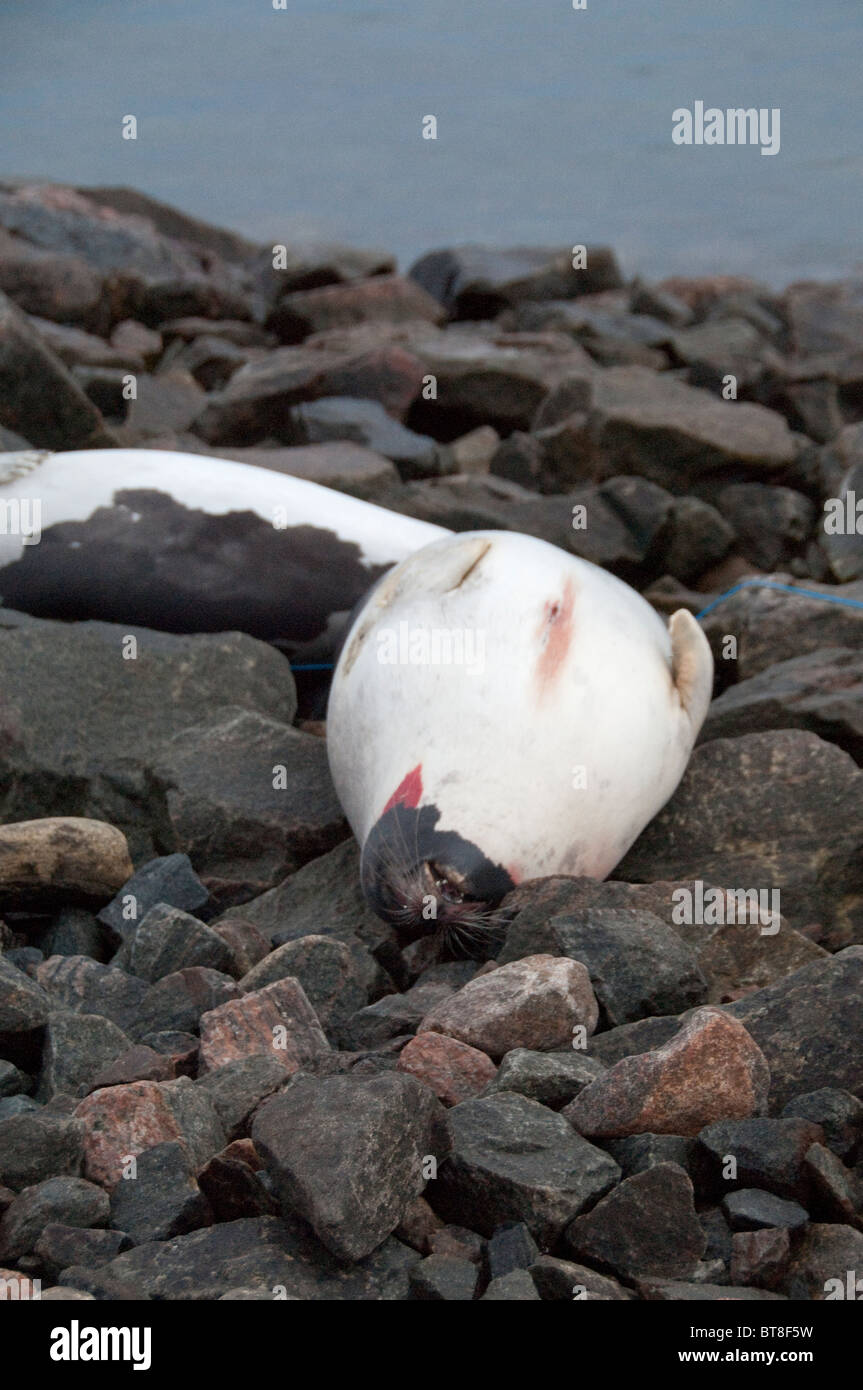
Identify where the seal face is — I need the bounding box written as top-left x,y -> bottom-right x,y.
327,529 -> 714,949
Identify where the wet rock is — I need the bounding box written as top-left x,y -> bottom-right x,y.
729,1227 -> 791,1289
700,648 -> 863,767
0,1176 -> 108,1260
530,1254 -> 631,1300
0,617 -> 297,862
432,1092 -> 619,1244
124,904 -> 233,982
252,1071 -> 450,1260
721,1188 -> 809,1231
481,1048 -> 606,1110
565,1008 -> 769,1139
0,1111 -> 84,1190
130,968 -> 240,1041
481,1269 -> 541,1300
239,934 -> 374,1042
152,711 -> 347,911
59,1214 -> 419,1300
194,342 -> 424,444
38,1012 -> 132,1100
195,1055 -> 286,1139
618,731 -> 863,951
0,956 -> 49,1034
35,957 -> 148,1035
563,1163 -> 705,1282
98,854 -> 209,945
408,245 -> 622,318
782,1089 -> 862,1165
198,977 -> 330,1074
716,483 -> 815,571
108,1140 -> 212,1244
397,1033 -> 497,1107
697,1117 -> 825,1203
33,1224 -> 131,1282
501,909 -> 706,1027
418,955 -> 598,1060
408,1253 -> 479,1301
0,290 -> 114,448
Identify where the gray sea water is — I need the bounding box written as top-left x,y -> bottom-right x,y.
1,0 -> 861,284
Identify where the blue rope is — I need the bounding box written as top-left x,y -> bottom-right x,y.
694,578 -> 863,622
290,578 -> 863,671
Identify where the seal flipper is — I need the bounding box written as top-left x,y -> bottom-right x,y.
668,608 -> 714,736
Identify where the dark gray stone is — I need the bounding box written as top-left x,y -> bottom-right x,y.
98,854 -> 209,944
481,1269 -> 541,1300
782,1089 -> 863,1164
195,1055 -> 286,1139
108,1141 -> 212,1244
0,955 -> 49,1033
603,1133 -> 697,1179
33,1223 -> 131,1282
721,1188 -> 809,1231
125,904 -> 233,982
482,1048 -> 606,1110
34,956 -> 148,1035
564,1162 -> 705,1282
0,1175 -> 108,1259
0,1111 -> 84,1190
697,1117 -> 825,1202
38,1011 -> 131,1100
408,1253 -> 478,1301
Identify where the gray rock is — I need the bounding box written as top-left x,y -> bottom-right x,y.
108,1141 -> 212,1244
0,1096 -> 40,1120
782,1223 -> 863,1300
530,1254 -> 631,1300
98,854 -> 209,945
295,396 -> 438,477
38,1012 -> 132,1100
125,904 -> 233,982
481,1269 -> 541,1300
33,1223 -> 131,1282
38,909 -> 108,964
408,1253 -> 478,1301
130,967 -> 241,1040
0,1111 -> 84,1191
603,1133 -> 697,1179
151,710 -> 347,912
482,1048 -> 607,1110
433,1092 -> 620,1245
59,1214 -> 420,1300
716,483 -> 815,571
0,955 -> 49,1033
564,1163 -> 705,1282
408,244 -> 622,316
239,934 -> 375,1043
195,1055 -> 286,1139
782,1089 -> 863,1165
485,1221 -> 539,1281
252,1071 -> 450,1261
0,1176 -> 108,1260
697,1117 -> 825,1202
698,574 -> 863,681
721,1188 -> 809,1231
0,1061 -> 30,1099
35,957 -> 148,1035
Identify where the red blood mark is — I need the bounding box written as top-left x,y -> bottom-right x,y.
535,578 -> 575,691
506,864 -> 522,886
383,763 -> 424,814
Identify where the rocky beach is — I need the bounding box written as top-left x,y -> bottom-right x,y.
0,181 -> 862,1302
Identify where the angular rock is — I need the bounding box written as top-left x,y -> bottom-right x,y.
432,1092 -> 619,1245
481,1269 -> 541,1300
697,1117 -> 825,1203
700,647 -> 863,768
698,575 -> 863,681
0,956 -> 49,1034
295,395 -> 438,476
485,1221 -> 540,1282
197,1141 -> 280,1223
195,1055 -> 287,1139
239,934 -> 374,1042
270,274 -> 443,343
205,439 -> 400,501
618,731 -> 863,951
86,1044 -> 180,1091
97,854 -> 209,945
252,1071 -> 450,1260
418,955 -> 598,1060
125,904 -> 233,982
74,1081 -> 185,1189
151,711 -> 347,911
721,1188 -> 809,1231
803,1143 -> 862,1223
130,967 -> 240,1041
33,1224 -> 130,1282
729,1227 -> 791,1289
38,1012 -> 132,1100
0,1062 -> 29,1100
344,983 -> 454,1051
782,1089 -> 863,1165
530,1254 -> 631,1300
408,1253 -> 479,1301
603,1133 -> 697,1179
409,245 -> 622,317
0,1176 -> 108,1260
783,1224 -> 863,1299
501,909 -> 707,1027
0,616 -> 297,862
109,1140 -> 211,1244
481,1048 -> 606,1110
199,977 -> 330,1074
563,1163 -> 705,1282
0,290 -> 114,448
397,1032 -> 497,1107
716,483 -> 815,571
34,957 -> 148,1035
0,1112 -> 84,1190
566,1008 -> 769,1139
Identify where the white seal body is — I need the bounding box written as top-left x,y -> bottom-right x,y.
327,529 -> 713,938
